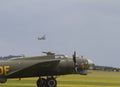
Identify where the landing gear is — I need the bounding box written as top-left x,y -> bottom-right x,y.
47,77 -> 57,87
37,78 -> 47,87
37,77 -> 57,87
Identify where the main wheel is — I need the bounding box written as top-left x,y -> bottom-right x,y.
47,77 -> 57,87
37,78 -> 47,87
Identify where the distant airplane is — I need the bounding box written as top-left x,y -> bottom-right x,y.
37,35 -> 46,40
0,51 -> 93,87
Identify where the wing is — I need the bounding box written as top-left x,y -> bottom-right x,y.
6,60 -> 60,78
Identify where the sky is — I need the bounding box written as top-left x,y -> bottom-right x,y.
0,0 -> 120,67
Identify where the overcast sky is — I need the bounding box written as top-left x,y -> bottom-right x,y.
0,0 -> 120,67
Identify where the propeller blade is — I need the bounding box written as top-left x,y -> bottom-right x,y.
73,51 -> 78,72
73,51 -> 76,65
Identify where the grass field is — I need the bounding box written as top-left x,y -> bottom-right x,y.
0,70 -> 120,87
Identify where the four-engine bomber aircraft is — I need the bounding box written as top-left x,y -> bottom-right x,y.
37,35 -> 46,40
0,52 -> 93,87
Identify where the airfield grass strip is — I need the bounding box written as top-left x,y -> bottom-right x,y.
0,71 -> 120,87
58,85 -> 118,87
59,81 -> 120,86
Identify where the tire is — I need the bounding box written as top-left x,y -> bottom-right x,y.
47,77 -> 57,87
37,78 -> 47,87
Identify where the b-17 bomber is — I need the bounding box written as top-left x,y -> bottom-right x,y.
0,52 -> 93,87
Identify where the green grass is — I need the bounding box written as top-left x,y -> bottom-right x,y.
0,70 -> 120,87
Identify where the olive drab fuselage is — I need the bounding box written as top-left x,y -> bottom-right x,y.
0,52 -> 93,86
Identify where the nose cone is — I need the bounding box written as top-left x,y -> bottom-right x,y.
87,59 -> 94,65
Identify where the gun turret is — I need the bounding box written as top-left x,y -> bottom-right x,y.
42,52 -> 55,56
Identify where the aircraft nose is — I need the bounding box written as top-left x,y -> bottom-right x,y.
87,59 -> 94,65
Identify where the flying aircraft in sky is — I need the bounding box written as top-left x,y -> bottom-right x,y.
37,35 -> 46,40
0,51 -> 93,87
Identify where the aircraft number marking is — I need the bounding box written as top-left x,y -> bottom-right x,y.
0,66 -> 10,75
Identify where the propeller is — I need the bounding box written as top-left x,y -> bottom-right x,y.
73,51 -> 78,72
73,51 -> 76,65
72,51 -> 88,75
